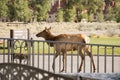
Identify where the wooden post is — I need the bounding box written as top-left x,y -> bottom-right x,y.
10,29 -> 14,47
10,29 -> 14,39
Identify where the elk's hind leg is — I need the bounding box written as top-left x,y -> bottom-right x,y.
85,46 -> 96,72
78,49 -> 85,72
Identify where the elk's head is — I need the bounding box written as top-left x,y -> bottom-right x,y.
36,27 -> 51,38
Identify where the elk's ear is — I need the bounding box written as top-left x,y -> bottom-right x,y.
45,27 -> 47,30
48,27 -> 51,30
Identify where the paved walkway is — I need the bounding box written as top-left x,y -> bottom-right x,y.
0,55 -> 120,73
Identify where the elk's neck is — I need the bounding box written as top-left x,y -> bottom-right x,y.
45,33 -> 55,41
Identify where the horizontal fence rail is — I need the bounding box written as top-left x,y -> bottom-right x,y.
0,38 -> 120,73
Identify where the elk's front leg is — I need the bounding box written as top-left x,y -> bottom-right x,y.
52,52 -> 59,71
61,52 -> 66,72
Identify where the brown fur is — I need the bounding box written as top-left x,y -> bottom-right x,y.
36,27 -> 96,72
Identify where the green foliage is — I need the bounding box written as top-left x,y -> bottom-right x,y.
116,10 -> 120,22
7,0 -> 32,22
31,0 -> 51,21
64,8 -> 75,22
104,0 -> 120,22
0,0 -> 51,22
76,13 -> 82,22
56,8 -> 63,22
68,0 -> 105,22
88,13 -> 94,22
97,11 -> 104,22
16,0 -> 32,22
62,0 -> 76,22
81,13 -> 88,20
104,7 -> 116,21
0,0 -> 8,18
114,5 -> 120,22
0,0 -> 119,22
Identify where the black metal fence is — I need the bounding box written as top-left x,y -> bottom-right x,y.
0,38 -> 120,73
0,63 -> 74,80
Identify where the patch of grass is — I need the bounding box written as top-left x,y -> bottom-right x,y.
90,37 -> 120,55
91,46 -> 120,55
90,37 -> 120,45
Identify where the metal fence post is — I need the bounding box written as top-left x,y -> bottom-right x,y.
112,46 -> 114,73
27,40 -> 31,66
7,39 -> 11,63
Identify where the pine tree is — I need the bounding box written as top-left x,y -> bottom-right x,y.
16,0 -> 32,22
74,0 -> 83,22
62,0 -> 76,22
31,0 -> 51,21
105,6 -> 116,21
56,8 -> 64,22
0,0 -> 8,21
96,0 -> 104,22
88,13 -> 94,22
97,11 -> 104,22
64,8 -> 76,22
8,0 -> 31,22
114,1 -> 120,22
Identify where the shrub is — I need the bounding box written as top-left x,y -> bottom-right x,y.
56,8 -> 63,22
97,11 -> 104,22
88,13 -> 94,22
81,13 -> 88,20
64,8 -> 75,22
104,7 -> 116,21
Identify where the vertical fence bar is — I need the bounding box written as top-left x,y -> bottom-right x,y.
71,44 -> 73,73
19,41 -> 21,64
83,44 -> 86,73
48,42 -> 50,72
11,39 -> 14,63
97,45 -> 100,73
32,41 -> 34,66
37,42 -> 40,68
43,42 -> 45,70
112,46 -> 114,73
77,44 -> 80,73
53,42 -> 56,73
27,40 -> 31,66
65,43 -> 67,73
90,45 -> 92,73
2,39 -> 5,78
37,41 -> 40,79
104,46 -> 107,73
7,39 -> 10,63
3,39 -> 5,63
59,43 -> 61,73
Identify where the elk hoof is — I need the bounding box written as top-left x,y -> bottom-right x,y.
93,69 -> 96,73
60,69 -> 64,72
78,68 -> 81,72
52,65 -> 55,71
